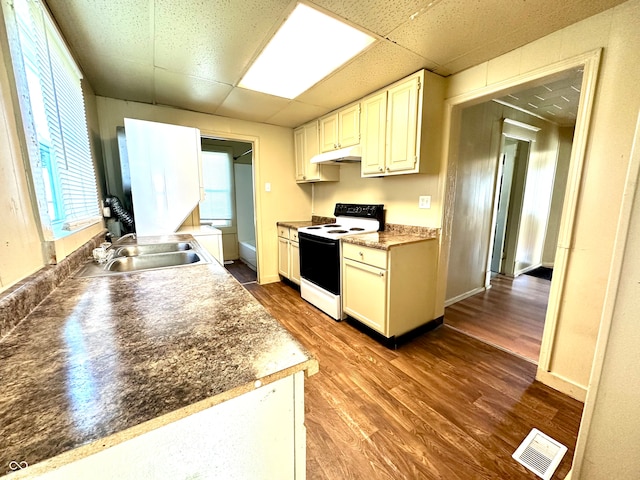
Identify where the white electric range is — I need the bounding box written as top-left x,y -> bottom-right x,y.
298,203 -> 384,320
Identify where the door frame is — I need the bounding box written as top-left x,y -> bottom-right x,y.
436,49 -> 601,399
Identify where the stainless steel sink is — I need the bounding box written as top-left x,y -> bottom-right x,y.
113,242 -> 192,257
105,251 -> 202,272
76,240 -> 209,277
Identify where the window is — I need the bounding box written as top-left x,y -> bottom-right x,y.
199,149 -> 234,227
3,0 -> 100,239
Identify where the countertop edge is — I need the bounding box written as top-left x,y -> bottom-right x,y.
342,234 -> 438,250
5,357 -> 319,480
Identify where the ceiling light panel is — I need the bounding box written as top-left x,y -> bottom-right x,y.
238,3 -> 375,99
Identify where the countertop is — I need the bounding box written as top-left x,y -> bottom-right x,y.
342,226 -> 439,250
0,235 -> 317,478
276,220 -> 314,229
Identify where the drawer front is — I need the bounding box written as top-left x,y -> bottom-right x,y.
278,226 -> 290,239
290,229 -> 299,242
342,243 -> 387,269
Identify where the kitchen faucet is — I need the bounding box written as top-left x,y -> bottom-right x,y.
113,232 -> 137,245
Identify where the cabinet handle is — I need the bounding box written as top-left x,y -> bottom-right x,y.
379,272 -> 384,277
359,251 -> 363,256
386,167 -> 390,172
378,167 -> 383,172
303,175 -> 306,180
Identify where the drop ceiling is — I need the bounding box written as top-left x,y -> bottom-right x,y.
44,0 -> 625,128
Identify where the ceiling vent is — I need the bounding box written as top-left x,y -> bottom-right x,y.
512,428 -> 567,480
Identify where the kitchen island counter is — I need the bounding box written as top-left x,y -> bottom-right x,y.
0,235 -> 317,478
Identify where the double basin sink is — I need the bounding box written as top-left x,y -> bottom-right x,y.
77,240 -> 209,277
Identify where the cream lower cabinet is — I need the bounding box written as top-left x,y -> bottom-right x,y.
342,240 -> 439,339
278,226 -> 300,285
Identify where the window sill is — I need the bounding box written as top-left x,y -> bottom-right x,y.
46,220 -> 106,263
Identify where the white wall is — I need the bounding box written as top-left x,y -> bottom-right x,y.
95,97 -> 311,284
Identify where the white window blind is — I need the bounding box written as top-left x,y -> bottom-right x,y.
4,0 -> 99,238
199,150 -> 234,225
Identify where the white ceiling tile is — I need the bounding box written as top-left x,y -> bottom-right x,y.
266,102 -> 331,129
83,56 -> 154,104
153,0 -> 291,84
154,69 -> 233,115
46,0 -> 152,64
215,87 -> 291,124
297,40 -> 435,110
308,0 -> 442,37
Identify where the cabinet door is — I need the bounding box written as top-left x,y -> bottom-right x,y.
361,92 -> 387,176
319,113 -> 339,152
386,76 -> 419,173
342,258 -> 387,335
338,103 -> 360,148
278,237 -> 290,278
303,122 -> 321,181
289,241 -> 300,285
293,126 -> 307,182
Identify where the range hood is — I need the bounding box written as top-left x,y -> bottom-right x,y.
310,145 -> 362,164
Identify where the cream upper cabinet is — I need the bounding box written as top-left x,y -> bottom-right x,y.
361,91 -> 388,175
293,121 -> 339,183
319,103 -> 360,152
360,70 -> 444,178
341,240 -> 440,339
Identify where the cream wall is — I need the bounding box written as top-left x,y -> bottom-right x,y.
95,97 -> 311,284
443,0 -> 640,395
570,113 -> 640,479
445,101 -> 559,302
542,126 -> 574,266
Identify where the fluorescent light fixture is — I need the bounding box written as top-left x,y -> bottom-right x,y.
238,3 -> 375,99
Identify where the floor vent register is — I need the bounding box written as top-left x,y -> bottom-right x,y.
512,428 -> 567,480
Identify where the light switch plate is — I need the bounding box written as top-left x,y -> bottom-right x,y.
419,195 -> 431,209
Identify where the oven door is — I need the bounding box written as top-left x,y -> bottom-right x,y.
299,232 -> 340,295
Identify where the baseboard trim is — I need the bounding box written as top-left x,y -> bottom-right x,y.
536,369 -> 587,402
445,286 -> 486,307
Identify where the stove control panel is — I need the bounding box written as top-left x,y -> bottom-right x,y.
334,203 -> 384,227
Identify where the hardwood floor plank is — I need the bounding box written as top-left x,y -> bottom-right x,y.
243,281 -> 582,479
445,274 -> 550,361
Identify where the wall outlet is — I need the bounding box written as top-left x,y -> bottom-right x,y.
419,195 -> 431,209
265,182 -> 271,192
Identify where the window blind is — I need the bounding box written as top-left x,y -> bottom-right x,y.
5,0 -> 100,237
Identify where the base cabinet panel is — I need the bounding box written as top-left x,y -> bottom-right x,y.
343,258 -> 387,335
35,373 -> 306,480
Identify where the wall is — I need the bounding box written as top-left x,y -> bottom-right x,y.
234,163 -> 255,244
542,126 -> 574,265
570,113 -> 640,479
95,97 -> 311,284
445,101 -> 559,302
443,0 -> 640,395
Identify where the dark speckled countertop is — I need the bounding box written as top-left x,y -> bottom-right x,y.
0,235 -> 317,477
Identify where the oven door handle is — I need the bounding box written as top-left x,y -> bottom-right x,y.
298,232 -> 339,246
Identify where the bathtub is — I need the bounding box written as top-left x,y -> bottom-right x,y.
238,240 -> 257,271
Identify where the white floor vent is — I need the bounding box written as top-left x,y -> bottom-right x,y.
512,428 -> 567,480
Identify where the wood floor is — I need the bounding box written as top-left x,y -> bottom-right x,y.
244,280 -> 583,480
225,260 -> 257,284
445,274 -> 550,362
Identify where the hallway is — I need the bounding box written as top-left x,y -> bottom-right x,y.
444,274 -> 550,362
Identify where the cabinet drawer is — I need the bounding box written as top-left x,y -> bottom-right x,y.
278,226 -> 290,239
342,243 -> 387,269
290,229 -> 299,242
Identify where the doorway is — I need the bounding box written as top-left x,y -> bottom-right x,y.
443,65 -> 584,363
199,137 -> 258,283
490,137 -> 531,276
